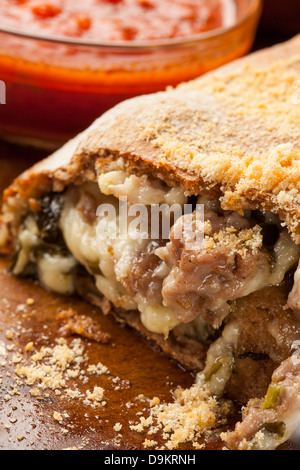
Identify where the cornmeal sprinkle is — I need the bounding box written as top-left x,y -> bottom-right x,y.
131,384 -> 230,450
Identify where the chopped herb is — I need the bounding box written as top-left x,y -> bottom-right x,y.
35,193 -> 64,244
261,383 -> 282,410
204,354 -> 233,382
259,421 -> 286,438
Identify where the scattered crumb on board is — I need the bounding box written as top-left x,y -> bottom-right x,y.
130,385 -> 231,450
0,297 -> 231,449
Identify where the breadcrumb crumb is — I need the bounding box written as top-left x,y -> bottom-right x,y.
131,384 -> 230,449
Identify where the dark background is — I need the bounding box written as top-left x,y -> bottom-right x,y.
255,0 -> 300,49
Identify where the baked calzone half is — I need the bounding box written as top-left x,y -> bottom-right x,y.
1,35 -> 300,450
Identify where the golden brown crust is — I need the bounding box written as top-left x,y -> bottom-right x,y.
82,35 -> 300,238
1,35 -> 300,252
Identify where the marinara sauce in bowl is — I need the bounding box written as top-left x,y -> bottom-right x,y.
0,0 -> 261,149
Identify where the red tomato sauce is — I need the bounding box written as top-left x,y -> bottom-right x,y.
0,0 -> 254,149
1,0 -> 233,42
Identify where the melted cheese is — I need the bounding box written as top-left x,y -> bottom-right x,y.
139,304 -> 180,339
12,216 -> 40,275
17,172 -> 300,339
59,177 -> 188,336
98,170 -> 187,206
239,230 -> 299,298
37,253 -> 76,295
196,322 -> 239,397
270,231 -> 300,285
12,215 -> 77,294
59,189 -> 138,310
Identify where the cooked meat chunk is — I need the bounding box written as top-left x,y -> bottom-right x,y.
222,354 -> 300,450
225,357 -> 277,405
120,240 -> 167,306
195,280 -> 300,404
157,208 -> 271,328
225,280 -> 300,403
230,280 -> 300,365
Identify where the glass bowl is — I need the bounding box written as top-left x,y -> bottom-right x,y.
0,0 -> 262,150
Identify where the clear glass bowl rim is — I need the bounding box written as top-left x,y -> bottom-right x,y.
0,0 -> 262,51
